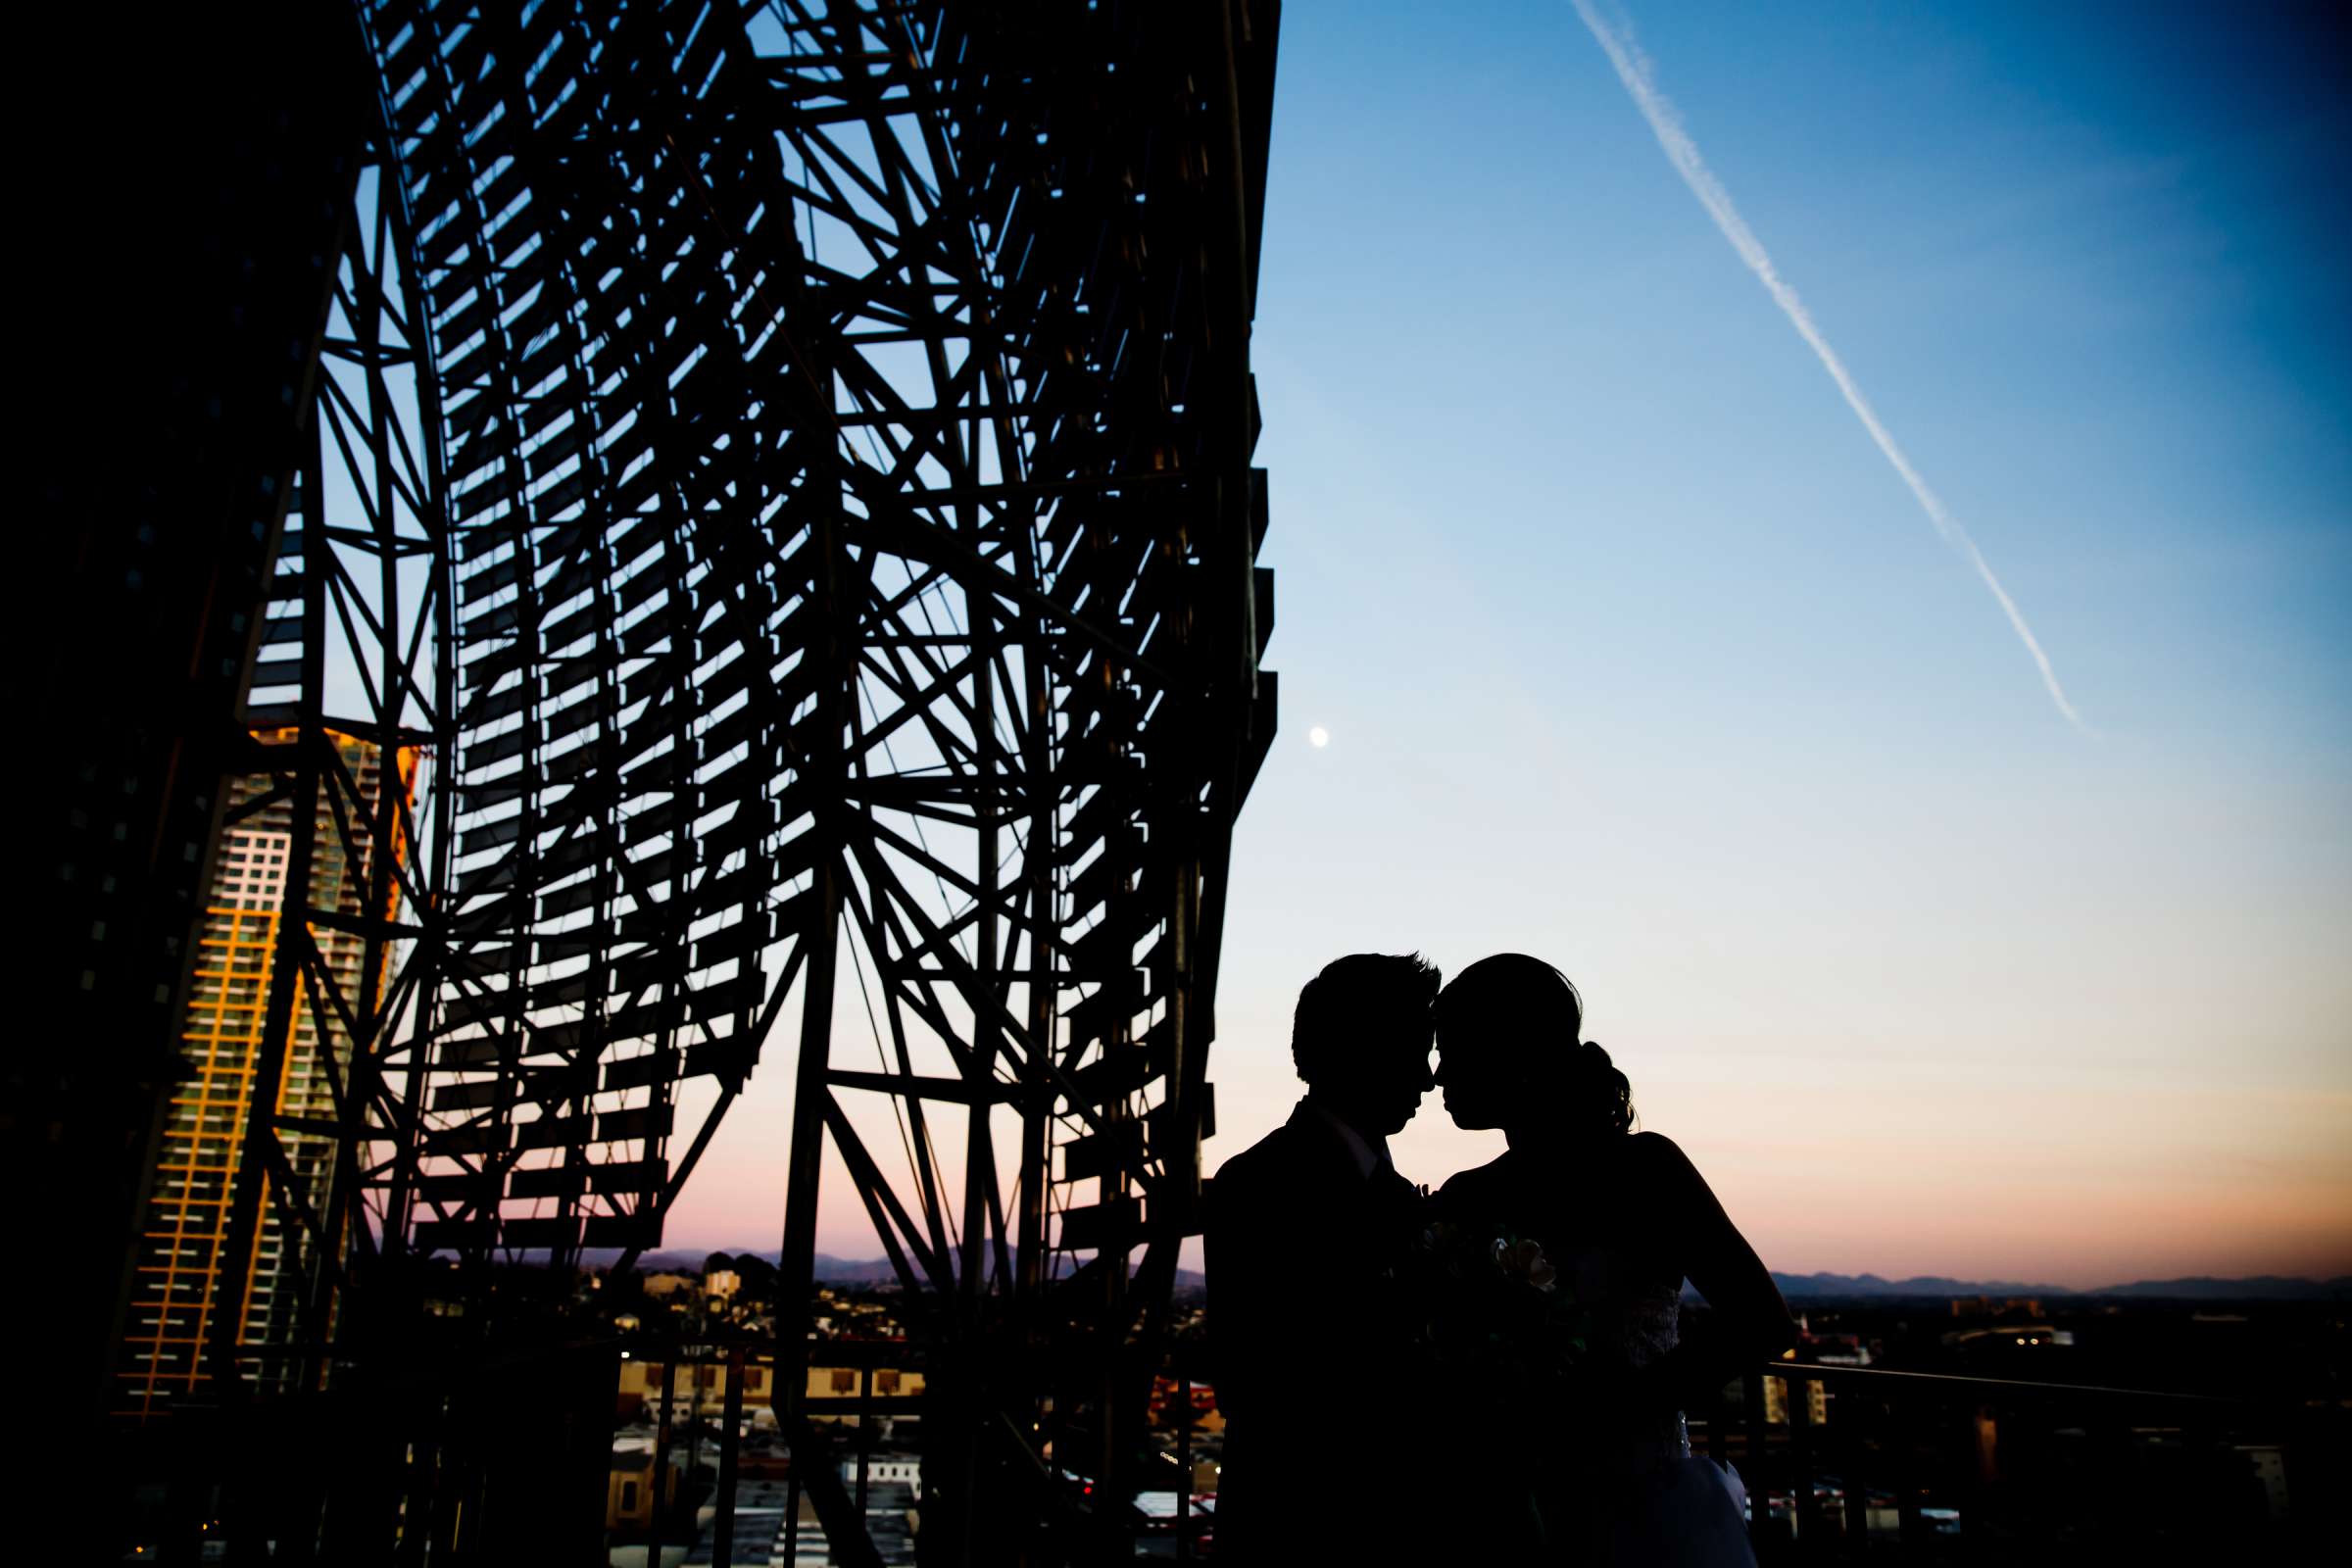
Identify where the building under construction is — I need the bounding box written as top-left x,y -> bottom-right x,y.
27,1 -> 1278,1562
116,731 -> 416,1419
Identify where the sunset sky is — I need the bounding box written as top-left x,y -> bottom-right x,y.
662,0 -> 2351,1288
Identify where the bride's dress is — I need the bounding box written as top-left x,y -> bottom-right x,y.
1554,1239 -> 1756,1567
1438,1138 -> 1783,1565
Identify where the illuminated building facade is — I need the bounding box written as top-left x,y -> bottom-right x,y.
114,729 -> 415,1418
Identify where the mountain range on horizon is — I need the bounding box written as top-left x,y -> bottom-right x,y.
618,1249 -> 2350,1301
1766,1270 -> 2351,1301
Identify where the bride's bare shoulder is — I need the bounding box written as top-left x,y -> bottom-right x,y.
1623,1130 -> 1700,1180
1623,1132 -> 1736,1216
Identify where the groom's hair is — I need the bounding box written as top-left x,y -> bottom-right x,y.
1291,952 -> 1442,1084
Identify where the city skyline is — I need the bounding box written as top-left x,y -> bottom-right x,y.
653,0 -> 2351,1290
117,730 -> 413,1417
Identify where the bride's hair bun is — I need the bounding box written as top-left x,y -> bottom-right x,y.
1557,1039 -> 1635,1136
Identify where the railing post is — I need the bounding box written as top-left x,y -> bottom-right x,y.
1840,1399 -> 1868,1559
1970,1399 -> 1998,1549
1787,1367 -> 1816,1554
783,1467 -> 803,1568
648,1354 -> 672,1563
1176,1370 -> 1193,1564
687,1343 -> 710,1549
714,1342 -> 745,1568
1892,1382 -> 1924,1552
1741,1371 -> 1770,1556
857,1361 -> 872,1516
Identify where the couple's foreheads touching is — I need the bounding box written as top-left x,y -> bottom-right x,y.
1293,949 -> 1636,1147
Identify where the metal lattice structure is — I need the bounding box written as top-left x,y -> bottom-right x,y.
208,114 -> 456,1403
191,0 -> 1277,1556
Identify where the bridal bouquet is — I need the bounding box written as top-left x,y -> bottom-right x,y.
1396,1210 -> 1591,1399
1385,1205 -> 1592,1551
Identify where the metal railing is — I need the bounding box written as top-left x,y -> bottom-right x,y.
1698,1360 -> 2342,1560
147,1337 -> 2338,1563
617,1334 -> 922,1568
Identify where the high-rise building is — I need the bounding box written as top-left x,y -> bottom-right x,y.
114,729 -> 416,1419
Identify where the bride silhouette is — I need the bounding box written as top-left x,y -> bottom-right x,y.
1433,954 -> 1797,1565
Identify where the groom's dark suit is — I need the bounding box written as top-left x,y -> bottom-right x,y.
1206,1099 -> 1419,1563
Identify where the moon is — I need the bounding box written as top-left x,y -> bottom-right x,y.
1308,725 -> 1330,749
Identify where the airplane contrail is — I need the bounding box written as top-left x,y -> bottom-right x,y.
1569,0 -> 2086,730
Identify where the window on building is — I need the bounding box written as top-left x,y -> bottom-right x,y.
829,1368 -> 856,1394
875,1369 -> 901,1394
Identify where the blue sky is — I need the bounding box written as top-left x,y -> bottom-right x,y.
1194,0 -> 2351,1284
668,1 -> 2349,1285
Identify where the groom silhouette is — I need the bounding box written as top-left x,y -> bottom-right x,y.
1205,953 -> 1440,1564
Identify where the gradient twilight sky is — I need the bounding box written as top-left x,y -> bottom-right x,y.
662,0 -> 2352,1288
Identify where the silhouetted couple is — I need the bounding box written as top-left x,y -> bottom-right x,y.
1206,953 -> 1796,1566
